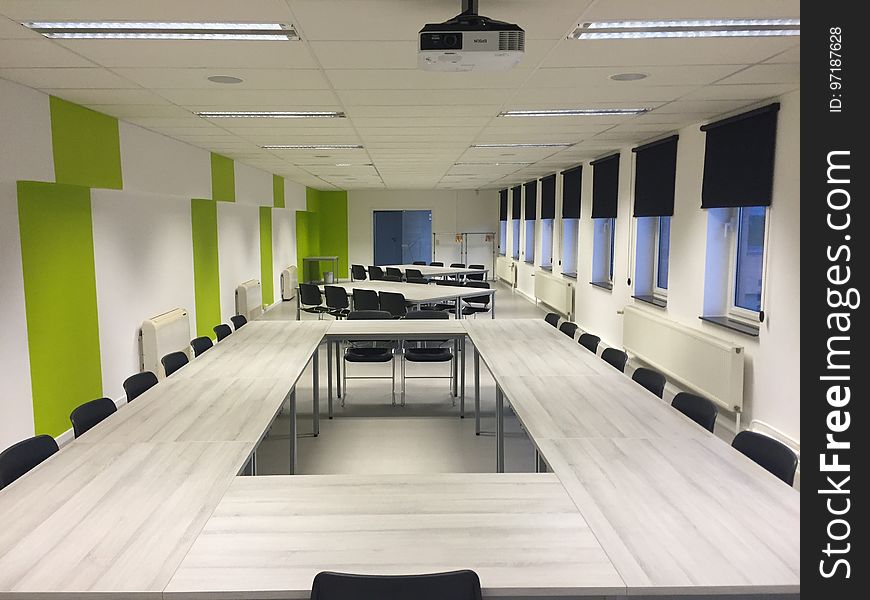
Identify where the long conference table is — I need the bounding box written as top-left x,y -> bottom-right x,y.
0,319 -> 799,599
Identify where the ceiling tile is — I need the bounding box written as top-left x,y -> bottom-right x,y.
111,67 -> 330,90
0,67 -> 137,89
716,63 -> 800,85
0,39 -> 95,67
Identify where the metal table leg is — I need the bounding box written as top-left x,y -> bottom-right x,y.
496,386 -> 504,473
474,347 -> 481,435
326,339 -> 333,419
455,295 -> 461,319
490,289 -> 496,318
459,335 -> 466,418
296,287 -> 301,320
289,387 -> 297,475
452,338 -> 458,398
312,345 -> 320,437
335,340 -> 342,399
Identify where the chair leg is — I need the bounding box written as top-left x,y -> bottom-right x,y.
391,350 -> 397,407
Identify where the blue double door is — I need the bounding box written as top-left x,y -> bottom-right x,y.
373,210 -> 432,265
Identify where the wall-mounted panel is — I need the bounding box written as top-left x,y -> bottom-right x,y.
0,79 -> 54,183
217,202 -> 260,323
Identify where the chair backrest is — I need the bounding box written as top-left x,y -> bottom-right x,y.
213,323 -> 233,341
310,570 -> 482,600
382,275 -> 402,282
404,309 -> 449,320
559,322 -> 578,339
190,336 -> 213,357
351,264 -> 367,281
230,314 -> 247,330
544,312 -> 560,327
407,277 -> 429,284
671,392 -> 718,433
732,431 -> 798,485
464,281 -> 490,305
161,351 -> 189,377
406,268 -> 424,279
353,288 -> 380,311
412,261 -> 427,265
347,310 -> 393,320
578,333 -> 600,354
378,291 -> 408,318
385,267 -> 403,279
123,371 -> 158,402
435,279 -> 464,287
299,283 -> 324,306
430,261 -> 444,267
324,285 -> 350,309
467,264 -> 486,281
601,347 -> 628,372
70,397 -> 117,438
0,435 -> 59,490
450,262 -> 465,268
632,367 -> 667,398
368,265 -> 384,280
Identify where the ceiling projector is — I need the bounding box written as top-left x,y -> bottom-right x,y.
418,0 -> 525,72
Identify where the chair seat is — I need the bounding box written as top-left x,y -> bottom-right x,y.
404,347 -> 453,362
462,306 -> 490,315
345,347 -> 394,363
303,306 -> 331,314
328,308 -> 350,319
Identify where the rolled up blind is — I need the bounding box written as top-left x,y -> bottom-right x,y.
499,189 -> 507,221
561,166 -> 582,219
591,153 -> 620,219
524,180 -> 537,220
541,174 -> 556,219
700,103 -> 779,208
633,135 -> 678,217
511,186 -> 521,220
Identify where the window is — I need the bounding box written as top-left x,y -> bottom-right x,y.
498,221 -> 507,256
511,219 -> 520,260
655,216 -> 671,294
510,186 -> 521,260
561,219 -> 579,277
523,180 -> 537,264
731,206 -> 766,315
498,189 -> 507,255
540,219 -> 554,269
591,218 -> 614,287
524,220 -> 535,263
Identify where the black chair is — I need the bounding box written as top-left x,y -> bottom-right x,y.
406,268 -> 425,280
70,397 -> 117,438
0,435 -> 59,490
544,312 -> 560,328
401,310 -> 455,406
559,322 -> 578,339
342,310 -> 396,406
123,371 -> 158,402
461,281 -> 491,318
352,288 -> 380,311
310,570 -> 482,600
467,263 -> 486,281
601,347 -> 628,372
379,291 -> 408,319
672,392 -> 718,433
578,333 -> 600,354
433,279 -> 464,312
632,367 -> 667,398
732,431 -> 798,486
324,285 -> 350,319
190,336 -> 213,357
231,314 -> 247,330
430,261 -> 444,267
382,274 -> 402,282
412,261 -> 427,265
214,323 -> 233,341
448,262 -> 466,280
368,265 -> 385,280
407,277 -> 429,284
161,351 -> 189,377
300,283 -> 330,319
385,267 -> 404,280
351,264 -> 367,281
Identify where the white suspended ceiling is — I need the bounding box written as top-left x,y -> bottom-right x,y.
0,0 -> 800,190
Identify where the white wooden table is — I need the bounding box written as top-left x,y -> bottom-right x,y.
378,264 -> 488,279
165,473 -> 625,599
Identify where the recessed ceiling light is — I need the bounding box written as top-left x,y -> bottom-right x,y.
207,75 -> 245,84
455,162 -> 532,166
470,143 -> 573,148
571,19 -> 799,39
609,72 -> 648,81
22,21 -> 300,40
499,108 -> 649,117
263,144 -> 364,150
196,111 -> 345,118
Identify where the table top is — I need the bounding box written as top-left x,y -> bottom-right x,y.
165,473 -> 625,599
326,318 -> 467,339
380,264 -> 488,277
321,279 -> 495,304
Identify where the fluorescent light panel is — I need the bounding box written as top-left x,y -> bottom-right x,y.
263,144 -> 364,150
455,162 -> 532,165
197,111 -> 345,118
470,143 -> 573,148
572,19 -> 799,39
23,21 -> 299,40
499,108 -> 649,117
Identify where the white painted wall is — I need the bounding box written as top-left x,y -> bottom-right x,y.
0,182 -> 35,449
346,189 -> 498,267
217,202 -> 261,323
119,121 -> 210,200
235,161 -> 273,206
0,78 -> 54,182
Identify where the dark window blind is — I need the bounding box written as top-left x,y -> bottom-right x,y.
700,103 -> 779,208
511,186 -> 521,220
499,189 -> 507,221
561,166 -> 582,219
633,135 -> 678,217
524,180 -> 537,220
541,174 -> 556,219
591,153 -> 620,219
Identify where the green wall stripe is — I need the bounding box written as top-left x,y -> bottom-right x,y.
49,96 -> 122,190
191,199 -> 222,337
210,153 -> 235,202
259,206 -> 274,306
18,181 -> 103,437
273,175 -> 285,208
302,188 -> 348,280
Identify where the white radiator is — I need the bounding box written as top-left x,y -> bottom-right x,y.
280,265 -> 298,301
139,308 -> 191,380
623,305 -> 745,412
535,269 -> 574,317
235,279 -> 263,321
496,256 -> 515,286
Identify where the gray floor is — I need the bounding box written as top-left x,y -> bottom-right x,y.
256,281 -> 546,476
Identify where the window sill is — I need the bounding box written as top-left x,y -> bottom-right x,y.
633,294 -> 667,308
561,272 -> 578,280
590,281 -> 613,291
540,266 -> 553,272
524,260 -> 534,265
699,315 -> 759,337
